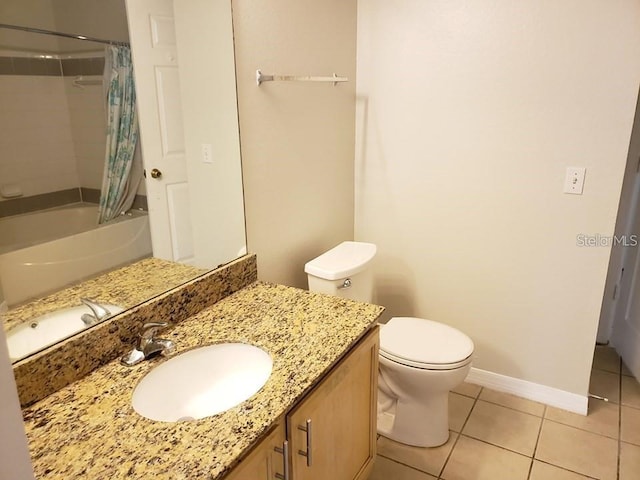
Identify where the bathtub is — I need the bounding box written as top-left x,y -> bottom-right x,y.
0,203 -> 152,306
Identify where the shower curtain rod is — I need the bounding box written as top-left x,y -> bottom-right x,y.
0,23 -> 129,47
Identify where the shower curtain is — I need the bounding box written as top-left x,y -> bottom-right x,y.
98,45 -> 143,224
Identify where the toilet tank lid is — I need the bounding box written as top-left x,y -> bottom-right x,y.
304,241 -> 377,280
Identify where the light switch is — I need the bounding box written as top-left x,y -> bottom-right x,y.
201,143 -> 213,164
564,167 -> 586,195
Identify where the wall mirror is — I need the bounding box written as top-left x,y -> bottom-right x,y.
0,0 -> 246,363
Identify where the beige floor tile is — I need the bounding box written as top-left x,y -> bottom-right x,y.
620,442 -> 640,480
449,392 -> 474,433
479,388 -> 545,416
529,460 -> 593,480
377,433 -> 457,477
451,381 -> 481,398
440,435 -> 530,480
367,455 -> 437,480
622,375 -> 640,409
462,400 -> 541,456
592,346 -> 620,374
535,420 -> 618,480
589,369 -> 620,404
621,405 -> 640,446
622,361 -> 633,377
545,398 -> 619,439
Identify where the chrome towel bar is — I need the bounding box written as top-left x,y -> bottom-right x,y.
256,69 -> 348,86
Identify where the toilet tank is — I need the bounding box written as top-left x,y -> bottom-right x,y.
305,242 -> 377,303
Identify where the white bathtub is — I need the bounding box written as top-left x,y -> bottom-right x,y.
0,204 -> 152,306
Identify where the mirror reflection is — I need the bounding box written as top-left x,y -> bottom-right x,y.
0,0 -> 246,362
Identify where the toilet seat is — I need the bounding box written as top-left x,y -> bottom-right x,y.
380,317 -> 474,370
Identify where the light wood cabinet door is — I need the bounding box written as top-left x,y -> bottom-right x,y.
287,327 -> 379,480
224,420 -> 287,480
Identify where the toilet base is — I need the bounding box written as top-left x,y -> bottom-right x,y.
377,390 -> 451,448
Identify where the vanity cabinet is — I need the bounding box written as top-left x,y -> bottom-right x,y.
224,327 -> 379,480
288,326 -> 378,480
224,420 -> 287,480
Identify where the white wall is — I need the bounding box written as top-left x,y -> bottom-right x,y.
234,0 -> 357,287
356,0 -> 640,396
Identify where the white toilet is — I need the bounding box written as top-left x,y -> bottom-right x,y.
305,241 -> 474,448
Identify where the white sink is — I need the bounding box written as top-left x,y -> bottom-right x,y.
7,304 -> 124,361
132,343 -> 273,422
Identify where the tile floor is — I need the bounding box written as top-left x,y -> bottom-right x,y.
368,346 -> 640,480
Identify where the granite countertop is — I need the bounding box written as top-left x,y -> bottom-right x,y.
23,281 -> 383,479
4,258 -> 206,332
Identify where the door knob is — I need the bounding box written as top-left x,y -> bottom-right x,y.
150,168 -> 162,179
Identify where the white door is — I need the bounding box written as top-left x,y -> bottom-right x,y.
612,168 -> 640,381
125,0 -> 194,263
611,171 -> 640,381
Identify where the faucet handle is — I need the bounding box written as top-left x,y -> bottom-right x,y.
140,322 -> 169,341
80,297 -> 111,321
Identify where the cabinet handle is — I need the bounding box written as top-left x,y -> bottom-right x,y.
274,440 -> 289,480
297,419 -> 312,467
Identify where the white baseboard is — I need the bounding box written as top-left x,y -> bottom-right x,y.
466,367 -> 588,415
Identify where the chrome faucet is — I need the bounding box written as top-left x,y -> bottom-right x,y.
80,298 -> 111,326
121,322 -> 175,366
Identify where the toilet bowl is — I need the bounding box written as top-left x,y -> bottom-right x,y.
305,241 -> 474,448
377,316 -> 473,447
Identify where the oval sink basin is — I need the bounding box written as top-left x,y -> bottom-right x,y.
132,343 -> 273,422
7,303 -> 124,362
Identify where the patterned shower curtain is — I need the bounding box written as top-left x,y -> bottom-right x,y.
98,45 -> 142,224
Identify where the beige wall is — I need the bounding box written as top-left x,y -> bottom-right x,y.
356,0 -> 640,396
51,0 -> 129,52
1,0 -> 128,54
0,0 -> 58,53
234,0 -> 357,288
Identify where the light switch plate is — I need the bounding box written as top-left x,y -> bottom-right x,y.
564,167 -> 586,195
201,143 -> 213,164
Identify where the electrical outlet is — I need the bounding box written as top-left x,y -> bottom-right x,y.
201,143 -> 213,164
563,167 -> 586,195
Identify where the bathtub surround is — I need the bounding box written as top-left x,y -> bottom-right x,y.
81,187 -> 147,211
11,254 -> 256,407
0,51 -> 144,205
0,66 -> 106,200
355,0 -> 640,408
0,188 -> 147,219
0,54 -> 104,77
0,188 -> 81,218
